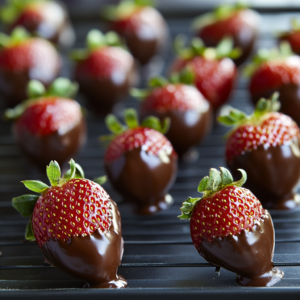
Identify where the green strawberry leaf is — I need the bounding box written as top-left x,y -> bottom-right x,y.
130,88 -> 151,99
105,114 -> 127,135
47,78 -> 78,99
198,176 -> 209,192
220,167 -> 233,186
47,161 -> 61,187
233,169 -> 247,187
22,180 -> 49,193
12,194 -> 39,217
74,163 -> 85,179
25,219 -> 36,242
124,108 -> 139,129
149,76 -> 169,88
160,117 -> 170,134
141,116 -> 162,132
27,80 -> 46,99
87,29 -> 105,50
93,176 -> 107,186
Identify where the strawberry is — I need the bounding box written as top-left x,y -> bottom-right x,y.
131,71 -> 212,158
0,0 -> 75,47
245,42 -> 300,125
72,29 -> 136,114
0,27 -> 61,107
179,167 -> 284,286
102,0 -> 168,65
278,19 -> 300,55
12,159 -> 127,289
103,108 -> 177,214
169,36 -> 239,110
5,78 -> 86,168
219,93 -> 300,210
192,3 -> 259,66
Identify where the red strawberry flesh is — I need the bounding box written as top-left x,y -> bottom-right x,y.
32,178 -> 112,247
104,127 -> 176,163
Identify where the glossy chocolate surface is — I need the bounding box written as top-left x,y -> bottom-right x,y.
75,61 -> 136,115
105,147 -> 177,214
42,200 -> 127,289
0,62 -> 60,108
200,210 -> 283,286
14,116 -> 86,169
197,9 -> 258,66
252,84 -> 300,126
10,1 -> 75,48
228,140 -> 300,210
112,7 -> 169,65
141,107 -> 212,157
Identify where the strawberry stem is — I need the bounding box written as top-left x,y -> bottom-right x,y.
179,167 -> 247,220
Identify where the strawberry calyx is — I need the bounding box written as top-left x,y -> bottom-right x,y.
0,0 -> 46,24
179,167 -> 247,220
70,29 -> 126,61
243,42 -> 294,78
131,69 -> 195,100
0,26 -> 31,48
101,0 -> 154,22
12,159 -> 107,242
4,78 -> 79,120
191,3 -> 247,32
101,108 -> 170,144
277,18 -> 300,37
174,34 -> 241,61
218,92 -> 280,134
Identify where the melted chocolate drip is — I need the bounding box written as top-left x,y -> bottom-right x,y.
141,107 -> 212,158
42,200 -> 127,289
105,147 -> 177,214
199,210 -> 283,287
228,140 -> 300,210
251,84 -> 300,126
14,116 -> 86,169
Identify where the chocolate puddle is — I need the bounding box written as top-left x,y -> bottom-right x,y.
199,210 -> 283,287
42,200 -> 127,289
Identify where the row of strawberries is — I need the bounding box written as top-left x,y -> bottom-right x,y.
4,0 -> 300,291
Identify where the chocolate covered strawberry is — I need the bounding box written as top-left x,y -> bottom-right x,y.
72,29 -> 136,114
192,3 -> 259,66
245,42 -> 300,125
5,78 -> 86,168
0,27 -> 61,107
170,37 -> 239,110
179,167 -> 284,286
278,19 -> 300,55
12,159 -> 126,288
102,0 -> 168,65
103,108 -> 177,214
0,0 -> 75,47
132,71 -> 212,159
219,93 -> 300,210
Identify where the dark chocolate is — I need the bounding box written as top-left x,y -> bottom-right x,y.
0,59 -> 60,108
42,200 -> 127,289
141,107 -> 212,157
251,84 -> 300,126
75,58 -> 136,115
105,147 -> 177,215
112,7 -> 168,66
14,116 -> 86,169
197,9 -> 258,66
228,140 -> 300,210
199,210 -> 283,287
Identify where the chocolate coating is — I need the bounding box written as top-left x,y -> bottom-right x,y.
228,140 -> 300,210
251,84 -> 300,126
42,200 -> 127,289
10,1 -> 75,48
197,9 -> 259,66
14,116 -> 86,169
199,210 -> 283,286
112,7 -> 169,65
141,107 -> 212,157
105,147 -> 177,214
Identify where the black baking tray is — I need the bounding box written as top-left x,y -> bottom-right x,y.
1,3 -> 300,300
